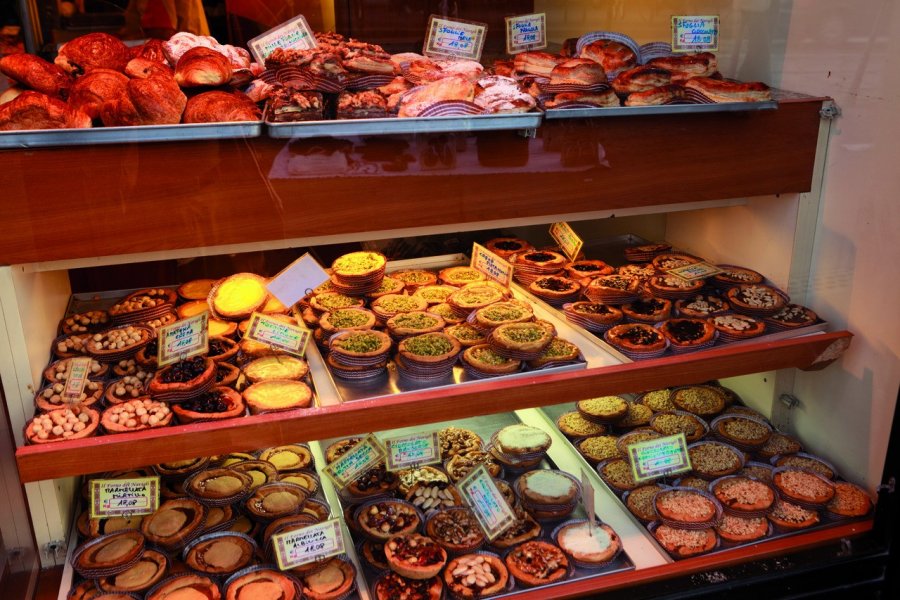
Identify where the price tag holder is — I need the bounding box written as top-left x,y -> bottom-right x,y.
323,434 -> 386,489
157,312 -> 209,367
267,253 -> 330,309
248,14 -> 317,65
384,432 -> 441,472
90,477 -> 160,518
549,222 -> 584,261
62,356 -> 91,403
581,469 -> 596,527
667,261 -> 723,282
470,243 -> 513,287
424,15 -> 488,62
457,464 -> 517,541
505,13 -> 547,54
244,312 -> 311,358
628,433 -> 692,483
272,519 -> 345,570
672,15 -> 719,53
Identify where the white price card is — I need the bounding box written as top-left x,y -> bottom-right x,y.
470,243 -> 513,287
244,312 -> 311,357
549,222 -> 584,261
157,312 -> 209,367
384,432 -> 441,472
272,519 -> 345,570
667,261 -> 722,282
505,13 -> 547,54
424,15 -> 488,61
672,15 -> 719,52
248,14 -> 317,64
457,464 -> 517,540
323,434 -> 386,489
62,356 -> 91,403
90,477 -> 160,518
628,433 -> 692,483
267,253 -> 330,309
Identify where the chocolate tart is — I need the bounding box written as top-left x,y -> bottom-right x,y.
172,387 -> 246,424
577,395 -> 629,424
622,298 -> 672,324
712,265 -> 765,287
243,380 -> 313,415
229,460 -> 279,491
259,445 -> 313,472
529,275 -> 582,305
716,514 -> 769,543
60,309 -> 110,334
688,441 -> 744,479
208,337 -> 239,363
387,311 -> 446,339
444,323 -> 488,348
675,294 -> 730,318
97,549 -> 167,593
489,322 -> 553,359
555,521 -> 621,565
726,284 -> 788,317
245,483 -> 307,522
514,250 -> 568,271
224,567 -> 299,600
389,270 -> 438,290
439,266 -> 487,286
101,398 -> 173,434
146,573 -> 221,600
72,530 -> 146,578
652,524 -> 717,558
216,362 -> 241,388
485,237 -> 534,259
142,498 -> 206,550
356,499 -> 421,541
411,284 -> 459,305
425,507 -> 484,553
299,557 -> 356,600
444,553 -> 509,598
36,380 -> 103,412
187,469 -> 254,504
461,344 -> 521,376
504,540 -> 569,587
650,411 -> 708,442
178,278 -> 218,301
772,468 -> 835,506
583,275 -> 641,304
210,274 -> 269,320
576,435 -> 621,465
385,533 -> 448,579
396,465 -> 449,495
625,484 -> 666,522
712,476 -> 775,513
309,292 -> 365,314
472,301 -> 533,329
26,406 -> 99,444
318,307 -> 376,335
148,356 -> 216,402
373,572 -> 442,600
672,386 -> 726,418
184,532 -> 255,574
556,411 -> 607,439
768,498 -> 819,529
438,427 -> 483,459
659,318 -> 716,350
44,357 -> 107,383
563,301 -> 623,331
826,482 -> 873,518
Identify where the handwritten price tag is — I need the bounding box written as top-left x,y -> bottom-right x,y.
424,15 -> 488,61
505,13 -> 546,54
549,222 -> 584,261
667,261 -> 722,282
471,243 -> 513,287
672,15 -> 719,52
384,432 -> 441,472
157,312 -> 209,367
248,14 -> 317,65
628,433 -> 692,483
272,519 -> 345,570
457,464 -> 517,541
324,434 -> 386,489
90,477 -> 160,518
245,312 -> 311,357
62,356 -> 91,403
267,253 -> 330,309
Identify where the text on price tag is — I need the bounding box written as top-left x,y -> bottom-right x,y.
247,14 -> 317,65
272,519 -> 345,570
245,312 -> 311,357
628,433 -> 692,483
267,253 -> 330,309
324,434 -> 386,489
505,13 -> 547,54
457,464 -> 517,540
471,243 -> 513,287
667,261 -> 722,282
62,356 -> 92,403
157,312 -> 209,367
549,222 -> 584,261
424,15 -> 488,61
672,15 -> 719,52
385,432 -> 441,472
90,477 -> 160,518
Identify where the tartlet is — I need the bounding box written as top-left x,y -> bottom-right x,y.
772,468 -> 835,505
577,395 -> 629,423
526,337 -> 580,368
556,411 -> 607,439
438,427 -> 482,459
229,460 -> 278,490
461,344 -> 521,375
425,507 -> 484,553
563,301 -> 623,329
773,454 -> 835,479
489,322 -> 554,358
101,398 -> 173,434
528,275 -> 582,304
556,521 -> 621,565
146,573 -> 220,600
621,298 -> 672,324
178,278 -> 218,301
597,458 -> 640,492
716,514 -> 769,543
443,553 -> 509,598
345,464 -> 399,500
357,500 -> 421,541
490,507 -> 541,549
447,285 -> 506,315
576,435 -> 621,465
604,323 -> 667,354
332,251 -> 386,280
711,314 -> 766,339
639,388 -> 675,412
309,292 -> 365,313
388,311 -> 447,339
768,498 -> 819,529
210,273 -> 269,320
650,411 -> 707,442
329,329 -> 392,363
26,406 -> 99,443
242,379 -> 313,414
616,402 -> 653,429
688,441 -> 744,479
373,572 -> 442,600
473,301 -> 533,329
390,270 -> 438,290
207,336 -> 239,363
184,532 -> 255,574
485,237 -> 534,259
712,265 -> 765,286
654,488 -> 718,524
583,275 -> 640,304
653,524 -> 717,558
141,497 -> 206,549
412,284 -> 459,305
625,484 -> 666,522
371,294 -> 429,321
187,468 -> 253,503
675,294 -> 730,318
385,533 -> 448,579
766,304 -> 818,329
299,557 -> 356,600
494,423 -> 551,456
659,318 -> 716,350
259,445 -> 313,472
726,284 -> 787,316
651,253 -> 701,271
712,414 -> 772,449
73,530 -> 146,578
439,266 -> 487,286
224,568 -> 298,600
647,274 -> 704,298
245,483 -> 307,521
445,451 -> 502,482
826,482 -> 872,518
444,323 -> 488,347
148,356 -> 216,401
243,355 -> 309,383
97,549 -> 167,593
672,386 -> 726,417
516,470 -> 578,519
564,259 -> 615,283
172,387 -> 245,424
712,476 -> 775,513
504,540 -> 569,586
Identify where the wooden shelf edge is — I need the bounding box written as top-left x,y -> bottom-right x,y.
15,330 -> 852,482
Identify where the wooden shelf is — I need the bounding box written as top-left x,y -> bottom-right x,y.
16,330 -> 851,482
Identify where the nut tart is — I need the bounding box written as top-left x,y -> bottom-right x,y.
445,451 -> 502,482
726,284 -> 788,317
647,274 -> 704,299
485,237 -> 534,259
224,568 -> 299,600
243,356 -> 310,383
491,508 -> 541,549
625,484 -> 666,522
687,441 -> 744,479
372,295 -> 432,324
583,275 -> 640,304
178,278 -> 219,302
495,424 -> 551,456
773,454 -> 835,480
710,313 -> 766,340
676,476 -> 713,491
178,300 -> 211,320
84,325 -> 154,362
104,376 -> 145,406
228,460 -> 278,492
345,464 -> 399,500
439,266 -> 487,287
461,344 -> 521,376
153,457 -> 210,479
97,549 -> 167,592
740,462 -> 775,484
148,356 -> 216,401
446,285 -> 506,316
146,573 -> 221,600
504,540 -> 569,587
109,288 -> 178,324
36,380 -> 103,412
397,465 -> 449,495
489,322 -> 553,359
527,337 -> 580,369
772,468 -> 835,506
408,482 -> 463,516
325,437 -> 362,463
826,482 -> 872,518
45,357 -> 107,383
207,337 -> 239,363
654,488 -> 719,525
135,339 -> 159,369
398,332 -> 461,364
429,303 -> 466,325
184,532 -> 255,574
373,572 -> 442,600
651,253 -> 701,271
72,530 -> 146,578
444,552 -> 509,598
638,388 -> 675,412
616,429 -> 662,457
209,274 -> 269,321
577,395 -> 629,424
711,265 -> 765,287
173,387 -> 245,424
528,275 -> 582,305
366,276 -> 407,300
556,411 -> 607,439
101,399 -> 173,433
387,311 -> 446,339
390,270 -> 439,290
411,284 -> 459,305
652,524 -> 717,558
516,470 -> 578,509
309,292 -> 365,314
597,458 -> 640,492
768,498 -> 819,529
51,332 -> 90,358
765,304 -> 818,330
142,498 -> 206,550
299,557 -> 356,600
716,514 -> 769,543
259,445 -> 313,472
331,251 -> 387,282
672,386 -> 726,418
675,294 -> 730,318
438,428 -> 482,459
712,476 -> 775,514
604,323 -> 667,357
621,298 -> 672,324
318,307 -> 376,337
564,259 -> 615,284
187,468 -> 254,504
555,521 -> 621,565
610,402 -> 651,429
242,380 -> 313,415
245,483 -> 307,522
711,414 -> 772,450
617,263 -> 656,282
329,330 -> 392,366
385,533 -> 448,579
659,318 -> 716,351
576,436 -> 621,465
650,411 -> 708,443
61,309 -> 110,334
563,301 -> 623,331
473,301 -> 533,329
444,323 -> 488,348
356,499 -> 421,541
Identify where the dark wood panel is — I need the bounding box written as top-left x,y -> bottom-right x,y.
0,101 -> 822,266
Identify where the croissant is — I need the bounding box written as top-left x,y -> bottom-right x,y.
67,68 -> 129,120
182,90 -> 261,123
55,33 -> 130,75
125,57 -> 174,80
100,76 -> 186,126
174,47 -> 232,87
0,91 -> 91,130
0,54 -> 72,98
130,39 -> 168,64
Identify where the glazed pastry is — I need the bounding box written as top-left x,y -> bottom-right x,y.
56,33 -> 130,75
175,47 -> 233,87
0,91 -> 91,130
685,77 -> 772,102
612,65 -> 672,94
579,39 -> 637,73
0,54 -> 71,97
100,75 -> 186,126
183,90 -> 261,123
67,68 -> 128,120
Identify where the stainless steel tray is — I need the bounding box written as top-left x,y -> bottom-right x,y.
266,111 -> 541,138
0,120 -> 263,149
544,100 -> 778,120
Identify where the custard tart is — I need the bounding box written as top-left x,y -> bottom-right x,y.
242,380 -> 313,415
211,273 -> 269,320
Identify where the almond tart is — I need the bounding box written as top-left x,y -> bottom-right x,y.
654,488 -> 719,525
184,532 -> 255,574
357,499 -> 421,541
245,483 -> 307,522
373,572 -> 442,600
224,567 -> 299,600
173,387 -> 245,424
444,323 -> 488,347
178,278 -> 219,301
766,304 -> 818,330
652,524 -> 717,558
444,553 -> 509,598
298,557 -> 356,600
385,533 -> 448,579
712,476 -> 775,513
659,318 -> 716,350
485,237 -> 534,259
242,379 -> 313,415
716,514 -> 769,543
397,465 -> 449,496
446,451 -> 502,482
142,497 -> 206,550
210,274 -> 269,320
243,355 -> 310,383
387,311 -> 446,339
72,530 -> 146,579
440,266 -> 487,286
97,548 -> 167,593
726,284 -> 787,317
148,356 -> 216,401
504,540 -> 569,587
489,322 -> 553,359
710,313 -> 766,340
555,521 -> 621,565
675,293 -> 730,318
688,441 -> 744,479
772,468 -> 835,506
768,498 -> 819,529
318,307 -> 376,335
712,265 -> 765,286
259,445 -> 313,472
425,507 -> 484,553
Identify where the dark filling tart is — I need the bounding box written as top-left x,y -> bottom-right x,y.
667,320 -> 705,342
180,390 -> 231,413
536,278 -> 574,292
574,304 -> 614,315
620,327 -> 662,345
629,299 -> 666,315
208,340 -> 230,357
160,356 -> 208,383
573,264 -> 602,272
598,277 -> 632,290
376,573 -> 437,598
389,537 -> 445,565
523,252 -> 555,262
494,241 -> 524,251
353,466 -> 397,493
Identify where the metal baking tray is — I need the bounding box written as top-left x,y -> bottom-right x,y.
266,111 -> 541,138
0,120 -> 263,149
543,100 -> 778,120
321,411 -> 634,596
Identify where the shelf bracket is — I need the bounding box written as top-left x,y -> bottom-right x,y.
41,539 -> 66,562
779,393 -> 801,410
517,128 -> 537,139
819,102 -> 842,120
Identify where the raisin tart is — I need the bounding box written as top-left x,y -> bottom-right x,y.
373,572 -> 442,600
652,524 -> 717,558
659,318 -> 716,351
444,552 -> 509,598
148,356 -> 216,402
172,387 -> 245,424
344,464 -> 399,500
504,540 -> 569,587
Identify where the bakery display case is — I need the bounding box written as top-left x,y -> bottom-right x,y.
1,1 -> 897,599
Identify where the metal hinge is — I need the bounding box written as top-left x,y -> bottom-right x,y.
820,103 -> 841,120
837,538 -> 853,557
518,128 -> 537,139
779,393 -> 800,409
877,476 -> 896,494
42,540 -> 66,561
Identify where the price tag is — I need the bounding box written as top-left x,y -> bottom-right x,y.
384,432 -> 441,472
457,464 -> 517,541
628,433 -> 692,483
90,477 -> 160,518
549,222 -> 584,261
62,356 -> 91,403
247,14 -> 317,65
470,243 -> 513,287
244,312 -> 311,358
505,13 -> 547,54
272,519 -> 345,570
157,312 -> 209,367
672,15 -> 719,53
667,261 -> 723,282
267,253 -> 330,308
581,469 -> 596,527
323,434 -> 386,489
424,15 -> 488,62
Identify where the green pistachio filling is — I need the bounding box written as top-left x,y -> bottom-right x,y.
447,269 -> 482,281
542,338 -> 574,358
328,310 -> 370,328
481,305 -> 525,322
501,326 -> 545,343
392,313 -> 439,329
317,294 -> 360,309
448,325 -> 484,341
377,296 -> 421,312
392,271 -> 433,284
335,332 -> 384,353
456,289 -> 498,305
430,304 -> 456,319
334,253 -> 383,273
404,334 -> 453,356
472,347 -> 512,366
416,287 -> 454,301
